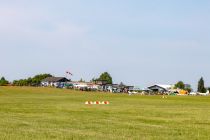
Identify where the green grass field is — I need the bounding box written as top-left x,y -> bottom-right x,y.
0,87 -> 210,140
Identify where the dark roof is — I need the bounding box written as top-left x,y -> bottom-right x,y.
42,77 -> 69,82
147,85 -> 167,91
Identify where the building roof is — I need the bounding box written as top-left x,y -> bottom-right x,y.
148,84 -> 172,90
42,77 -> 69,82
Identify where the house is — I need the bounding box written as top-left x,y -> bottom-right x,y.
41,77 -> 69,87
104,84 -> 120,93
118,83 -> 134,93
93,80 -> 109,91
70,81 -> 100,91
104,83 -> 133,93
72,82 -> 88,89
87,83 -> 101,91
94,80 -> 109,85
147,84 -> 173,93
72,81 -> 91,90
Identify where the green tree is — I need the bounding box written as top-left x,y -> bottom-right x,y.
197,77 -> 206,93
0,77 -> 9,86
97,72 -> 113,84
13,73 -> 52,86
185,86 -> 192,93
174,81 -> 185,89
174,81 -> 192,92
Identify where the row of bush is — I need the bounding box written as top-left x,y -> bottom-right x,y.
0,74 -> 52,86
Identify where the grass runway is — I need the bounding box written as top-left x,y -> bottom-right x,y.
0,87 -> 210,140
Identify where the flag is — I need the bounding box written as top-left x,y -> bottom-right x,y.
66,71 -> 73,75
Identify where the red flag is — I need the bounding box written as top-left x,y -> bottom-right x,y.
66,71 -> 73,75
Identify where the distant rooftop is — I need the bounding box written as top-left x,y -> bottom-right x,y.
42,77 -> 69,82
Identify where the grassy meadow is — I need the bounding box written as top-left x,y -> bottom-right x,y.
0,86 -> 210,140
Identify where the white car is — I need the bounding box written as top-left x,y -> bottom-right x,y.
189,92 -> 197,96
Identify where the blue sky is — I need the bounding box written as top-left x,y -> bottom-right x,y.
0,0 -> 210,89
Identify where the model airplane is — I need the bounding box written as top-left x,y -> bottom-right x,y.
197,90 -> 209,96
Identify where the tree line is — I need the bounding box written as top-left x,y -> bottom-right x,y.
0,73 -> 209,93
12,74 -> 52,86
174,77 -> 209,93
